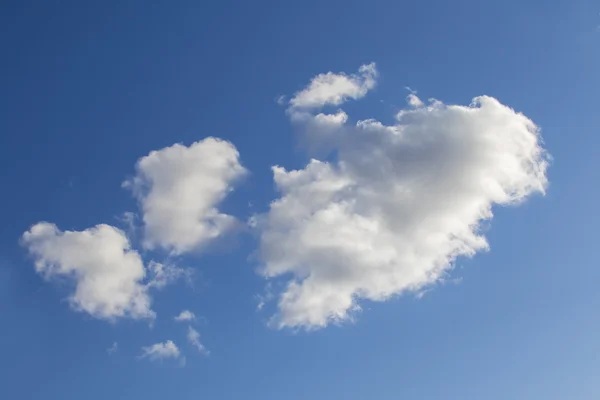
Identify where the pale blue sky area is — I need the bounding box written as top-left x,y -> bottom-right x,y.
1,1 -> 599,399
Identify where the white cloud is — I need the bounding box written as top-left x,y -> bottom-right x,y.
288,63 -> 377,111
107,342 -> 118,354
139,340 -> 181,361
174,310 -> 196,322
124,138 -> 247,255
294,110 -> 351,153
406,93 -> 424,108
146,261 -> 190,289
187,326 -> 208,355
21,222 -> 154,321
254,68 -> 549,329
285,64 -> 376,153
255,282 -> 274,311
118,211 -> 138,236
276,95 -> 287,105
313,111 -> 349,126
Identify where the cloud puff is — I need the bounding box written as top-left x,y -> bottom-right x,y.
124,138 -> 246,255
285,64 -> 376,152
21,223 -> 154,321
406,93 -> 424,108
146,261 -> 190,289
254,67 -> 549,329
288,63 -> 377,112
187,326 -> 208,355
174,310 -> 196,322
107,342 -> 118,355
139,340 -> 181,361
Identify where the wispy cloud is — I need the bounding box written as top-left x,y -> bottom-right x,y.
146,261 -> 191,290
187,326 -> 209,355
139,340 -> 181,362
107,342 -> 118,355
21,223 -> 154,321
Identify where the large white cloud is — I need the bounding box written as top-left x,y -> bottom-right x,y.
124,138 -> 246,255
21,222 -> 154,321
254,68 -> 549,329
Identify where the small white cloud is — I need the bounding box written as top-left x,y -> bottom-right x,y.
139,340 -> 181,362
288,63 -> 377,111
21,223 -> 154,321
276,95 -> 287,105
406,93 -> 424,108
107,342 -> 118,355
124,138 -> 247,255
118,211 -> 138,235
285,64 -> 377,154
255,282 -> 274,311
174,310 -> 196,322
187,326 -> 209,355
146,261 -> 190,289
313,111 -> 348,126
404,87 -> 424,108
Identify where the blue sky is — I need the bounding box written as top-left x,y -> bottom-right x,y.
1,0 -> 599,399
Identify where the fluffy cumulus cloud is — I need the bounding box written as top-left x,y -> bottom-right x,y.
139,340 -> 181,361
288,63 -> 377,120
406,93 -> 424,108
21,223 -> 154,321
21,138 -> 244,324
286,63 -> 376,151
254,66 -> 549,329
174,310 -> 196,322
124,137 -> 246,255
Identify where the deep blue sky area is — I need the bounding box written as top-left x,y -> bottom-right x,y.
1,1 -> 599,399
